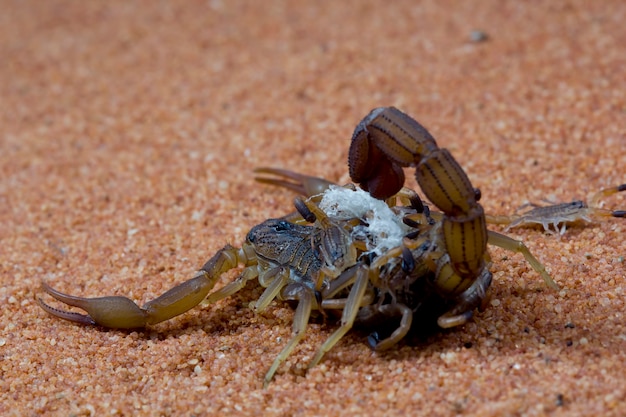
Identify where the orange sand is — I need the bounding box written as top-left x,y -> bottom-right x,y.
1,1 -> 625,416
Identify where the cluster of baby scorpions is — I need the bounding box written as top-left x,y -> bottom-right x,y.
38,107 -> 625,386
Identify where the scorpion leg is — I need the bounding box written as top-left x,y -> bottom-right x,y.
487,231 -> 558,289
319,291 -> 375,310
428,228 -> 555,324
437,235 -> 559,328
314,264 -> 376,310
203,266 -> 260,306
366,303 -> 413,351
37,244 -> 251,328
254,267 -> 290,311
308,265 -> 370,369
263,283 -> 314,387
261,262 -> 373,385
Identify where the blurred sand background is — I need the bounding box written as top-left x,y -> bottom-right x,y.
1,1 -> 625,415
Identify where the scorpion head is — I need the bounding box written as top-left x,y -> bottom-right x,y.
247,219 -> 294,244
246,219 -> 314,264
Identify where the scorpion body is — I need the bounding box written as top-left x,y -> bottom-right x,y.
41,106 -> 616,386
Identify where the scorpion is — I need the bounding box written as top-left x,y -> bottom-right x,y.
485,184 -> 626,235
39,107 -> 570,386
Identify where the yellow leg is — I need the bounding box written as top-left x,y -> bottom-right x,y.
263,284 -> 314,387
204,266 -> 259,305
308,265 -> 370,369
254,268 -> 289,311
487,231 -> 558,289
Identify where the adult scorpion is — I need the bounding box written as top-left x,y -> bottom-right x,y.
38,107 -> 561,385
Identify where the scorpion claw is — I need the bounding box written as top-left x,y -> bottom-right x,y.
592,183 -> 626,219
37,295 -> 96,326
613,210 -> 626,218
38,282 -> 149,328
254,167 -> 336,197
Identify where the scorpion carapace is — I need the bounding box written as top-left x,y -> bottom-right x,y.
38,106 -> 580,386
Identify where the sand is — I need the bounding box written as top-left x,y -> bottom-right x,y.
1,1 -> 625,415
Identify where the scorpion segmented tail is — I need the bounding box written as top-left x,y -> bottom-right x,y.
349,107 -> 488,296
